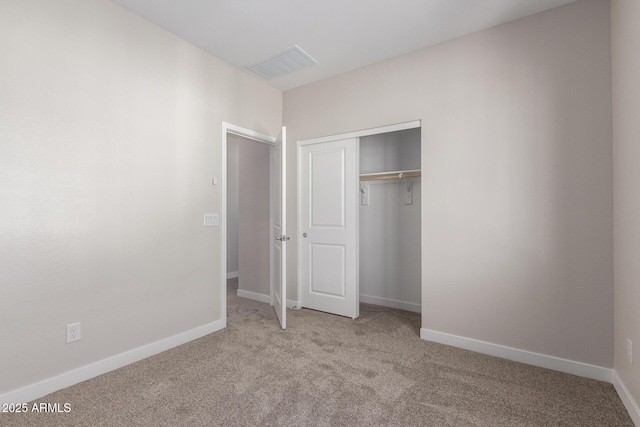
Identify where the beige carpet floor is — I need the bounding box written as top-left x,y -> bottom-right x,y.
2,279 -> 633,426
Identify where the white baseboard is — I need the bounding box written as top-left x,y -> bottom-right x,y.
0,319 -> 225,406
237,289 -> 297,308
359,294 -> 421,313
226,271 -> 238,279
613,370 -> 640,426
237,289 -> 270,303
420,328 -> 612,383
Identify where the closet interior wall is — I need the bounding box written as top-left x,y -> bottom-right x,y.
227,134 -> 271,297
359,128 -> 422,313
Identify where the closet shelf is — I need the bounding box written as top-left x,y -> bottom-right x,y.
359,169 -> 421,181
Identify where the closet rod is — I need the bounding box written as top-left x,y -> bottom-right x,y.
359,172 -> 421,181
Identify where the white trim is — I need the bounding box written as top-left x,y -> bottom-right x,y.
225,123 -> 276,146
221,122 -> 276,333
0,320 -> 225,406
613,371 -> 640,426
298,120 -> 420,146
220,124 -> 228,328
296,138 -> 303,314
269,146 -> 275,307
359,294 -> 421,313
226,271 -> 238,279
237,289 -> 271,304
355,138 -> 360,320
421,329 -> 613,383
237,289 -> 297,308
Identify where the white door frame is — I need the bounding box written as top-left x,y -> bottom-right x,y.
296,120 -> 421,310
221,122 -> 275,327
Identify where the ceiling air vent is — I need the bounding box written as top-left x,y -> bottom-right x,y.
246,45 -> 318,80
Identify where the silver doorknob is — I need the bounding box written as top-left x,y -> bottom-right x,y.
303,233 -> 307,238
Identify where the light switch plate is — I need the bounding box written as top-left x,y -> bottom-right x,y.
204,213 -> 219,226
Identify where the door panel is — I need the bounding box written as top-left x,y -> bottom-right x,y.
310,244 -> 346,297
311,149 -> 346,227
299,137 -> 358,319
273,127 -> 286,329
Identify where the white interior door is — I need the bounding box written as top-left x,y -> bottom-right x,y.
273,127 -> 287,329
299,137 -> 358,319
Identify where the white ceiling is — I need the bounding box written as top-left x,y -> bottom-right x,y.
109,0 -> 579,91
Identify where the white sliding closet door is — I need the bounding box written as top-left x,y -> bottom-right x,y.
298,137 -> 358,319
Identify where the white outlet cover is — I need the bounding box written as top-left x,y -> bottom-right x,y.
67,322 -> 81,343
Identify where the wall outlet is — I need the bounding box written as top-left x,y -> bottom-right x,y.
67,322 -> 81,343
628,339 -> 633,364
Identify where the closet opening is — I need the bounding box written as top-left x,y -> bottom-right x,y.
359,128 -> 422,313
296,120 -> 422,319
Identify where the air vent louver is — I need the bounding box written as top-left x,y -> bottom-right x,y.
246,45 -> 318,80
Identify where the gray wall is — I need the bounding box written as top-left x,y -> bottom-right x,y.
0,0 -> 282,395
359,130 -> 421,311
237,137 -> 271,297
612,0 -> 640,414
359,129 -> 421,174
284,0 -> 613,367
227,137 -> 240,275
